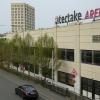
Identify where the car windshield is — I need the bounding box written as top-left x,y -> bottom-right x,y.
23,86 -> 35,92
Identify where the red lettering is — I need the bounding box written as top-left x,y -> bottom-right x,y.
85,11 -> 89,19
85,8 -> 100,20
99,8 -> 100,16
90,10 -> 94,19
95,8 -> 100,18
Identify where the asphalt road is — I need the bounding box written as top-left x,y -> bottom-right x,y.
0,69 -> 44,100
0,69 -> 67,100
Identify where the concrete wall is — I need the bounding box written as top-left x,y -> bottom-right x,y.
5,21 -> 100,95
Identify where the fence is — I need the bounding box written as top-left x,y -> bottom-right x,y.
68,91 -> 91,100
41,79 -> 92,100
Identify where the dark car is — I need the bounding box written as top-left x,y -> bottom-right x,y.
15,85 -> 39,100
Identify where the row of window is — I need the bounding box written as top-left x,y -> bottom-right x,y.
12,22 -> 24,24
12,15 -> 24,18
12,19 -> 24,21
81,77 -> 100,99
59,48 -> 100,66
81,50 -> 100,66
12,5 -> 24,7
12,15 -> 34,19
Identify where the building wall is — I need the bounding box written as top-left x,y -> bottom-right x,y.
11,3 -> 35,32
6,21 -> 100,96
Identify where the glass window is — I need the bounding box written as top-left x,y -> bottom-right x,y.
66,49 -> 74,61
59,48 -> 74,61
81,50 -> 92,64
95,80 -> 100,95
59,49 -> 66,60
58,71 -> 75,87
58,71 -> 66,83
93,35 -> 100,43
81,77 -> 100,96
94,51 -> 100,65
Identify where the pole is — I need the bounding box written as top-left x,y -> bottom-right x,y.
52,50 -> 54,84
34,47 -> 35,76
78,22 -> 82,97
54,22 -> 57,83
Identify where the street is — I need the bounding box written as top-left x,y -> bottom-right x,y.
0,69 -> 67,100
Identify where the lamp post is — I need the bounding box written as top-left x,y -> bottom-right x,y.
51,50 -> 54,84
51,22 -> 57,84
77,21 -> 82,97
53,22 -> 58,84
33,46 -> 36,76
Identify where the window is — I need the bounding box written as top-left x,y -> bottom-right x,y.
21,22 -> 23,24
59,49 -> 66,60
94,51 -> 100,65
58,71 -> 75,87
58,71 -> 66,83
95,80 -> 100,95
93,35 -> 100,43
66,49 -> 74,61
18,22 -> 20,24
59,48 -> 74,61
81,77 -> 100,99
81,77 -> 93,92
81,50 -> 100,66
81,50 -> 92,64
15,22 -> 17,24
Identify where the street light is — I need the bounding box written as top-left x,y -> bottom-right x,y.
51,21 -> 58,84
77,20 -> 82,97
51,23 -> 56,84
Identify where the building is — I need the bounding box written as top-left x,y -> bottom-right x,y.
6,20 -> 100,100
11,3 -> 35,32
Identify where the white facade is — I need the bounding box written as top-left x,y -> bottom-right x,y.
6,21 -> 100,99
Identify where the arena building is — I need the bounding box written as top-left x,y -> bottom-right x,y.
5,7 -> 100,99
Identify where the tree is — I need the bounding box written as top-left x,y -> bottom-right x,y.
23,33 -> 34,75
9,34 -> 22,71
0,38 -> 6,67
35,33 -> 61,80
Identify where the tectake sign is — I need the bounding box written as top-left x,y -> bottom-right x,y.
55,11 -> 82,24
55,8 -> 100,24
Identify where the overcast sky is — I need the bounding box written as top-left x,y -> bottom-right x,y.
0,0 -> 100,33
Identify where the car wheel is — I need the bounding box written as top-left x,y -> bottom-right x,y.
21,93 -> 26,100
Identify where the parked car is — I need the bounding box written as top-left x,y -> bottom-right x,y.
15,85 -> 39,100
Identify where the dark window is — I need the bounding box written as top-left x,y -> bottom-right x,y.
58,71 -> 66,83
81,50 -> 92,64
81,77 -> 100,98
94,51 -> 100,65
59,48 -> 74,61
81,77 -> 88,91
88,79 -> 93,92
59,49 -> 66,60
66,49 -> 74,61
81,77 -> 93,92
58,71 -> 75,87
95,80 -> 100,95
92,35 -> 100,43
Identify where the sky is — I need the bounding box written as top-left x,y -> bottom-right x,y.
0,0 -> 100,33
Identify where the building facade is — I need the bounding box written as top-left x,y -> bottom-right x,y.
6,21 -> 100,99
11,3 -> 35,32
